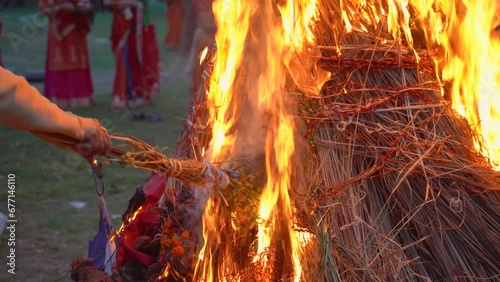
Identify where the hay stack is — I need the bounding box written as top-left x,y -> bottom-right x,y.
97,1 -> 500,281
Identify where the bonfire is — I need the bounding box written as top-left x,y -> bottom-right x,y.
72,0 -> 500,281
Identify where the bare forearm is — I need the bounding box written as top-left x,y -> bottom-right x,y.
0,67 -> 90,141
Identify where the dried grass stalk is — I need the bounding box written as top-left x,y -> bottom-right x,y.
108,135 -> 230,188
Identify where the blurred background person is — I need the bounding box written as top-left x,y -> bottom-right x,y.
179,0 -> 195,57
184,0 -> 214,76
39,0 -> 96,109
106,0 -> 159,108
162,0 -> 183,50
141,0 -> 161,100
106,0 -> 142,109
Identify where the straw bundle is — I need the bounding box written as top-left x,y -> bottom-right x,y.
33,131 -> 232,189
108,135 -> 230,189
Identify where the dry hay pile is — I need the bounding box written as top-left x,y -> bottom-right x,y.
98,1 -> 500,281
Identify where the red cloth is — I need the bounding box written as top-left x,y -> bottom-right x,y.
110,5 -> 135,56
164,0 -> 183,48
115,174 -> 167,268
44,69 -> 94,107
59,7 -> 91,34
140,24 -> 160,99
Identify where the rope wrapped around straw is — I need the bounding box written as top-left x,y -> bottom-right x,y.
35,132 -> 231,189
109,135 -> 231,189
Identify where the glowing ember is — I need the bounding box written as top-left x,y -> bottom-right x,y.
157,264 -> 171,280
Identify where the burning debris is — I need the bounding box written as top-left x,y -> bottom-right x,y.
74,0 -> 500,281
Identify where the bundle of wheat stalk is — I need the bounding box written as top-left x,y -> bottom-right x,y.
108,135 -> 230,189
80,1 -> 500,281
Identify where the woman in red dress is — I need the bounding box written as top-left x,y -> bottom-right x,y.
40,0 -> 95,109
105,0 -> 160,108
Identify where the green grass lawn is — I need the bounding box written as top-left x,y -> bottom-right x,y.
0,6 -> 191,281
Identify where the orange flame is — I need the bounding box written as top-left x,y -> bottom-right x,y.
110,206 -> 143,241
199,0 -> 325,280
255,1 -> 325,281
205,1 -> 253,162
436,1 -> 500,170
405,0 -> 500,169
197,1 -> 254,279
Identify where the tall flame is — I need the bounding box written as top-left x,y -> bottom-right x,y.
438,0 -> 500,170
255,1 -> 324,281
206,1 -> 253,161
198,0 -> 324,280
197,1 -> 253,279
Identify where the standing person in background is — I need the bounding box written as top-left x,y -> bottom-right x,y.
184,0 -> 214,76
163,0 -> 183,50
141,0 -> 161,99
39,0 -> 95,109
179,0 -> 196,56
105,0 -> 158,108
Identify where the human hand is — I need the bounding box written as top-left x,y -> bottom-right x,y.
30,120 -> 111,163
76,118 -> 112,163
